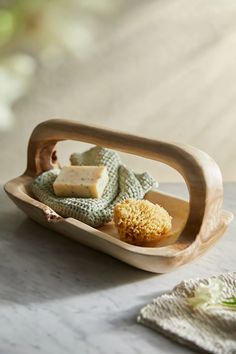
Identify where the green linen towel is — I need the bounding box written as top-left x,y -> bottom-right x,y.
31,146 -> 157,227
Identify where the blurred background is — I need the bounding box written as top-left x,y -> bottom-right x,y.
0,0 -> 236,184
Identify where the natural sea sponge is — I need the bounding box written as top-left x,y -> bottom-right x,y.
114,199 -> 172,245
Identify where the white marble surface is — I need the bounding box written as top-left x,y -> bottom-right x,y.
0,183 -> 235,354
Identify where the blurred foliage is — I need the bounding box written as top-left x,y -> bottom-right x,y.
0,0 -> 123,53
0,0 -> 123,130
0,0 -> 43,49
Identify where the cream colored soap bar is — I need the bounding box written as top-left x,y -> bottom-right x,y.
53,166 -> 109,198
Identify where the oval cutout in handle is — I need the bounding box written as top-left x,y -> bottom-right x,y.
26,119 -> 223,243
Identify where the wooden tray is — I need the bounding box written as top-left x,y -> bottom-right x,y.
4,119 -> 233,273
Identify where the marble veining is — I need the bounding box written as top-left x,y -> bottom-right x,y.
0,183 -> 235,354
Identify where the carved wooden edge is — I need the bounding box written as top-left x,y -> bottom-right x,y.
4,175 -> 233,260
25,119 -> 225,244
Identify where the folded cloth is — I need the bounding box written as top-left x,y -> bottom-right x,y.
138,273 -> 236,354
31,146 -> 157,227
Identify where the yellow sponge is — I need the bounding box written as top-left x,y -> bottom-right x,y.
114,199 -> 172,245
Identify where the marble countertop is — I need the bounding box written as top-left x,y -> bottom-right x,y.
0,183 -> 235,354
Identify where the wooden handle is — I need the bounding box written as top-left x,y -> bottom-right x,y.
26,119 -> 223,243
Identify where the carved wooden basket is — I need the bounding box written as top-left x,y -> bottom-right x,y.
4,119 -> 233,273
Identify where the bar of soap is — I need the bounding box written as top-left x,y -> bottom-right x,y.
53,166 -> 109,198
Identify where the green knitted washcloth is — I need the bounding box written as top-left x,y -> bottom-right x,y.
31,146 -> 157,227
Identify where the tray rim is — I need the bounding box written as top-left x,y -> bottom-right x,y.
4,174 -> 233,259
4,118 -> 235,272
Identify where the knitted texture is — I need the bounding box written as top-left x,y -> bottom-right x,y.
31,146 -> 157,227
138,272 -> 236,354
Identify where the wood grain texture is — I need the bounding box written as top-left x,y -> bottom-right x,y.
0,183 -> 235,354
4,119 -> 233,273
